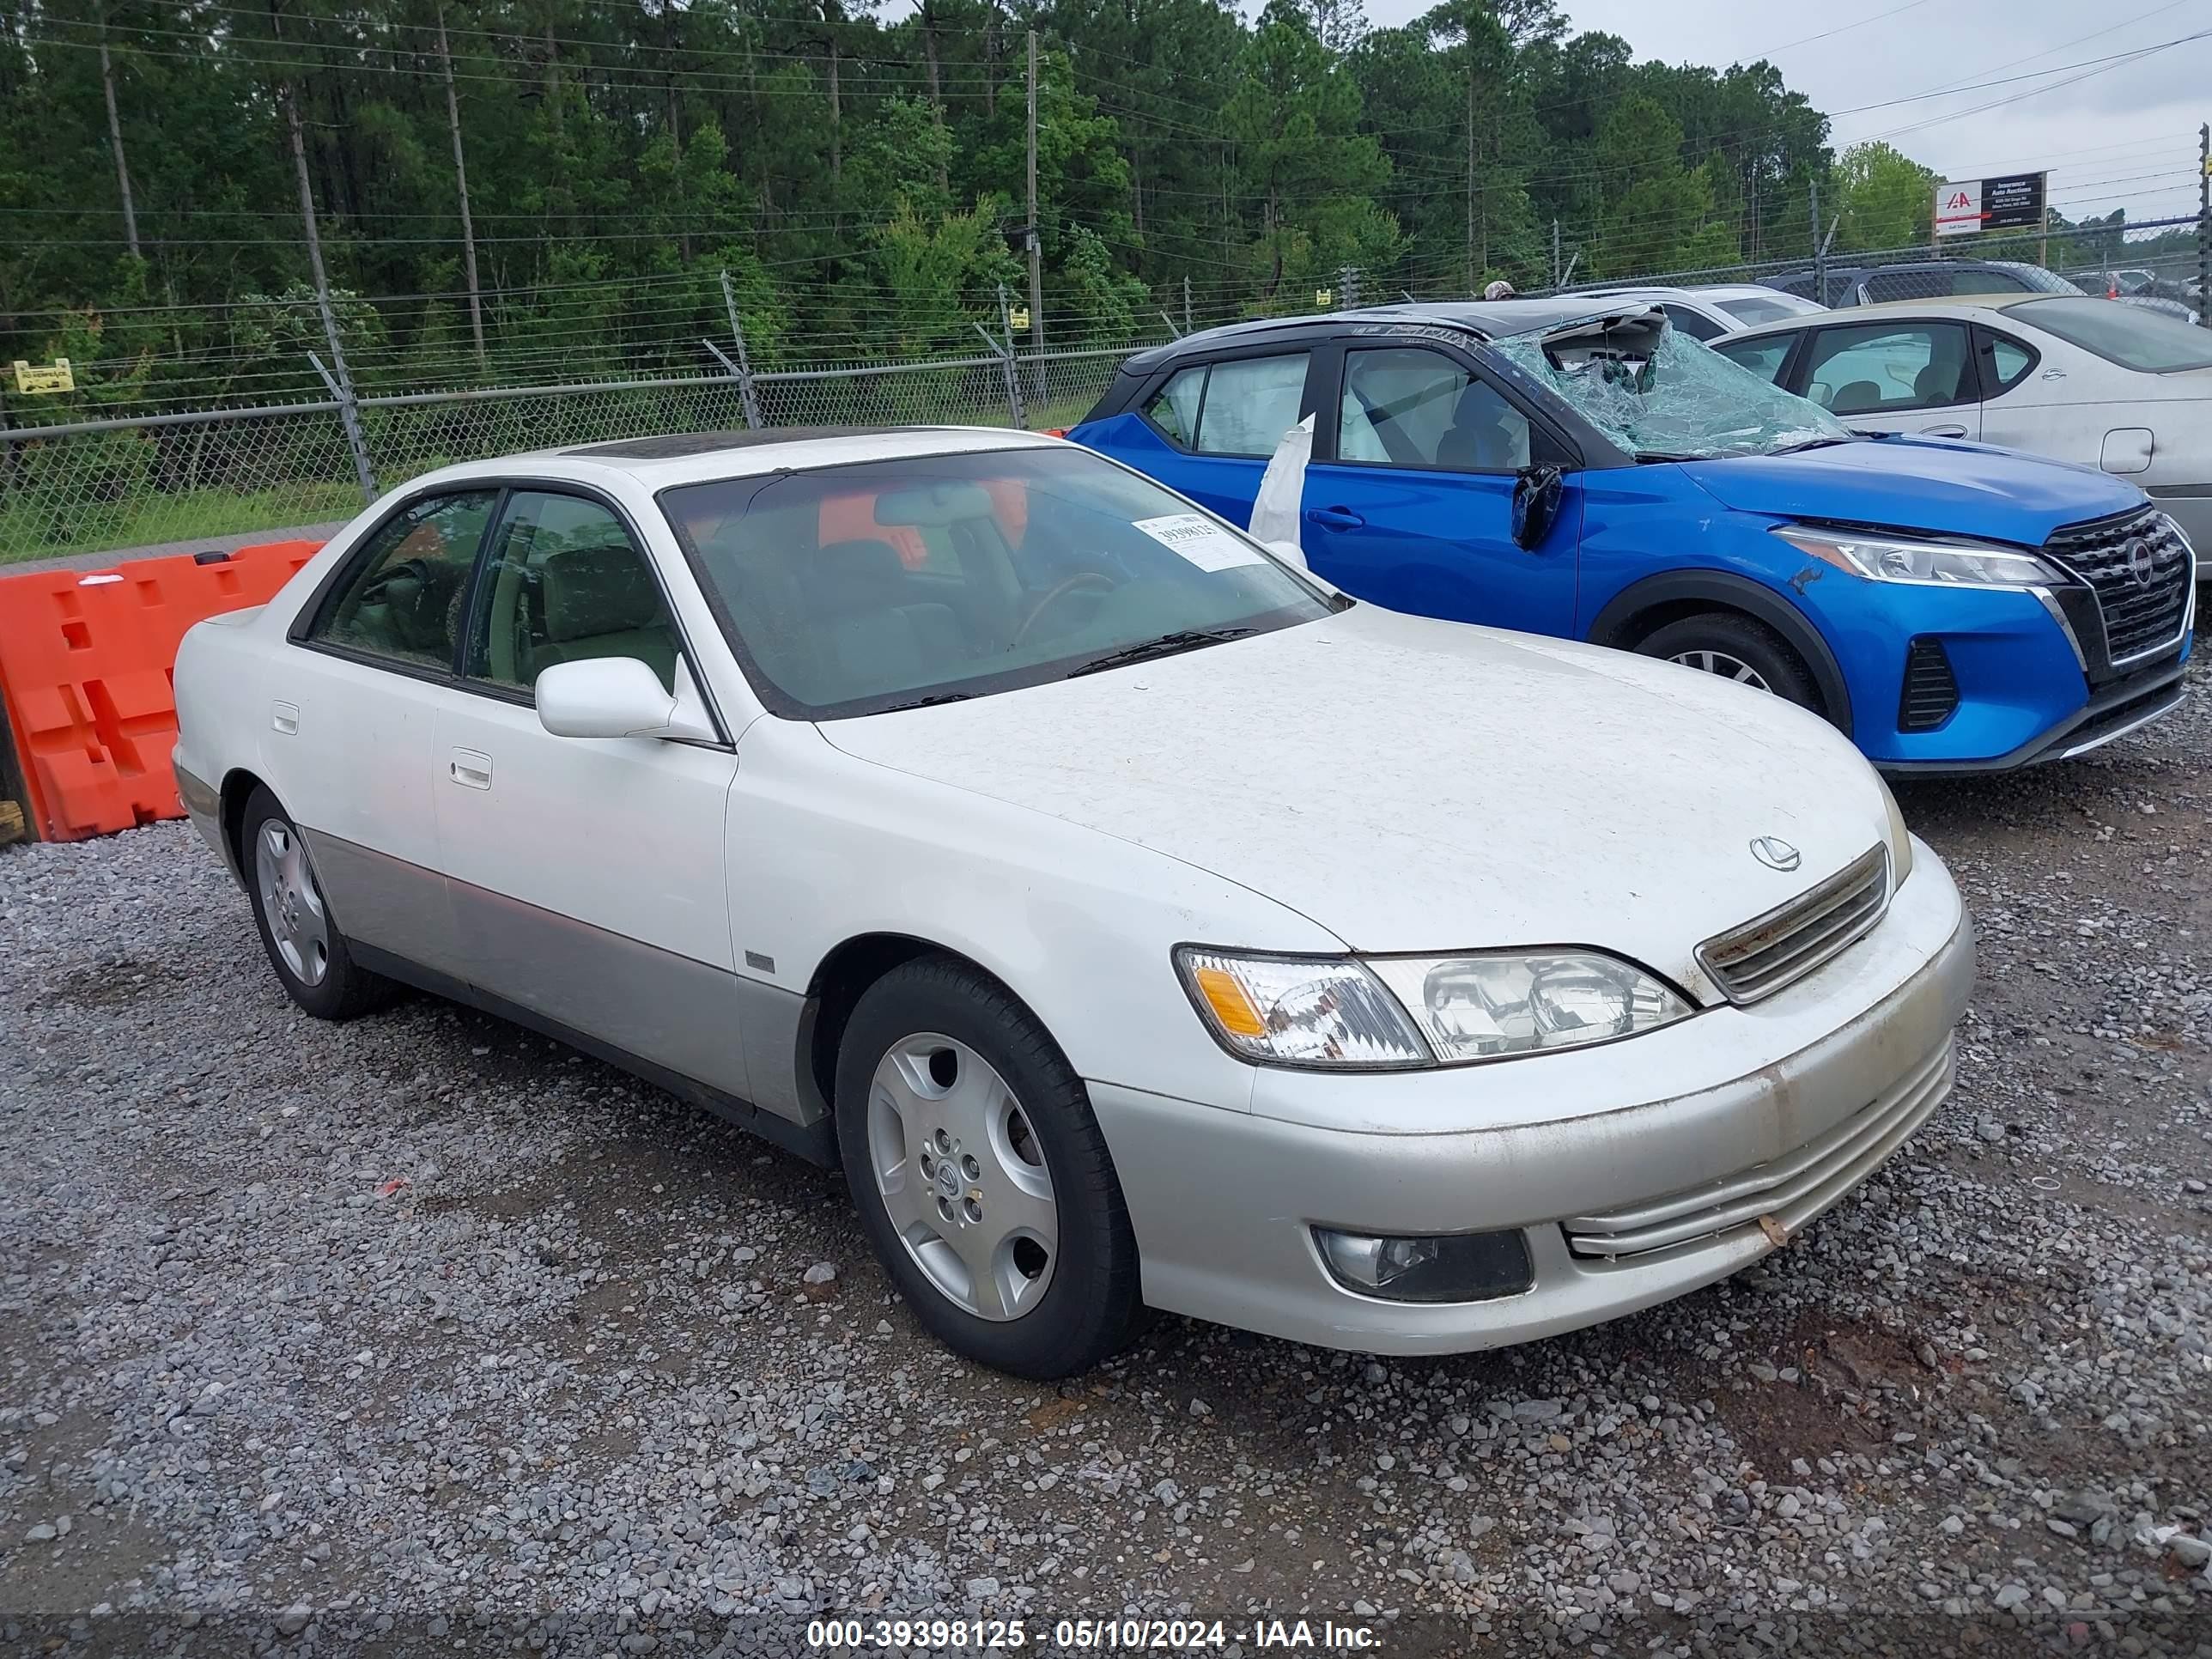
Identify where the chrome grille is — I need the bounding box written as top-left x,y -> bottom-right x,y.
2044,509 -> 2194,665
1564,1040 -> 1953,1260
1696,845 -> 1890,1005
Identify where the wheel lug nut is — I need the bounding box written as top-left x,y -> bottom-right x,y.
962,1155 -> 981,1181
963,1197 -> 981,1224
934,1129 -> 951,1154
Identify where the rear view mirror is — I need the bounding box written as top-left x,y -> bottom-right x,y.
1511,465 -> 1565,550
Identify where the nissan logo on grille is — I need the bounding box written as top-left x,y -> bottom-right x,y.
1749,836 -> 1802,872
2126,538 -> 2156,588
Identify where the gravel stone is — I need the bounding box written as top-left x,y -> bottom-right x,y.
3,665 -> 2212,1652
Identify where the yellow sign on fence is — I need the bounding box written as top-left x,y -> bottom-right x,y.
12,358 -> 74,395
1008,306 -> 1031,332
1315,288 -> 1334,308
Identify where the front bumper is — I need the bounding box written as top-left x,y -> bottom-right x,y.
1089,842 -> 1974,1355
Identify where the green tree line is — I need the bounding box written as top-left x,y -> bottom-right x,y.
0,0 -> 2033,417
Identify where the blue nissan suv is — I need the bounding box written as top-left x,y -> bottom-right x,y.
1066,301 -> 2196,770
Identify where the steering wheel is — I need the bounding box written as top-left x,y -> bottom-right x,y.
1012,572 -> 1115,647
356,556 -> 433,609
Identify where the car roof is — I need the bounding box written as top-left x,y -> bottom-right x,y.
1717,292 -> 2070,337
420,423 -> 1066,491
1569,286 -> 1723,309
1117,299 -> 1615,373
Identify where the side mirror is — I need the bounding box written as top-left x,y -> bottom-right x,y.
1510,465 -> 1565,550
537,657 -> 708,741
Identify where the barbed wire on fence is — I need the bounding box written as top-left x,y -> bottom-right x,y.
3,215 -> 2204,562
0,342 -> 1137,560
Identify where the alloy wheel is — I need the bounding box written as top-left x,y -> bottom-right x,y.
1669,648 -> 1773,693
865,1032 -> 1058,1322
254,820 -> 331,987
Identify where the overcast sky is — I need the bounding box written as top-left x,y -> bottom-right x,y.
1364,0 -> 2211,230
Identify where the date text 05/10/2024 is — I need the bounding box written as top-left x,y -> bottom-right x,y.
804,1618 -> 1384,1650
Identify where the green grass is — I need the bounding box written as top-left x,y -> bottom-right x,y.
0,481 -> 363,564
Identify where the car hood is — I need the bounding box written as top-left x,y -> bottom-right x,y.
1678,435 -> 2146,545
820,605 -> 1899,994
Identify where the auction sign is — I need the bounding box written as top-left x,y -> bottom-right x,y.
1935,171 -> 2045,237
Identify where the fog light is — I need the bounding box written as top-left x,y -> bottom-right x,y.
1314,1227 -> 1534,1304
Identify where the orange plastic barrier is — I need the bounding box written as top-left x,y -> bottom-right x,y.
0,541 -> 322,841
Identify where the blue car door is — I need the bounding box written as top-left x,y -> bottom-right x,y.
1299,341 -> 1583,637
1103,345 -> 1320,528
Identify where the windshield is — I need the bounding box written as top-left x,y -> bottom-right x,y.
1491,316 -> 1850,460
659,447 -> 1335,720
2010,296 -> 2212,373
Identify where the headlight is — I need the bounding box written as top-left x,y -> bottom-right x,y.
1174,949 -> 1430,1069
1176,946 -> 1695,1069
1366,952 -> 1693,1064
1775,525 -> 2063,590
1875,774 -> 1916,885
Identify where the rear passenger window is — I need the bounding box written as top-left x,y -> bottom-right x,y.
1142,366 -> 1206,447
1954,269 -> 2031,295
309,491 -> 496,669
1985,333 -> 2037,392
465,492 -> 679,694
1141,353 -> 1311,458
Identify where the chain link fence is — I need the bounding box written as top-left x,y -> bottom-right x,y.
0,343 -> 1136,562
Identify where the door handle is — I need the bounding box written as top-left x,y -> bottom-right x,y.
1306,506 -> 1366,531
270,701 -> 300,736
448,748 -> 494,790
1921,424 -> 1968,439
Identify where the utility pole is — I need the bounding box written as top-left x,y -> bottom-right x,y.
1809,179 -> 1823,309
1551,218 -> 1560,289
95,1 -> 139,259
1182,274 -> 1192,334
1463,52 -> 1476,295
285,82 -> 376,501
435,3 -> 485,371
2200,124 -> 2209,328
1025,29 -> 1043,364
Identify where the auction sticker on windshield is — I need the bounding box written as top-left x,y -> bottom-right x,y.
1134,514 -> 1268,572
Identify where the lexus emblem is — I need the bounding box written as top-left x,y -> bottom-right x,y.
1750,836 -> 1802,872
2126,538 -> 2156,588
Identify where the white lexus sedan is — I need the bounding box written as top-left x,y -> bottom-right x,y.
1714,295 -> 2212,557
172,428 -> 1974,1379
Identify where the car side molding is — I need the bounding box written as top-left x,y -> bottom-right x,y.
348,940 -> 838,1168
1587,569 -> 1856,738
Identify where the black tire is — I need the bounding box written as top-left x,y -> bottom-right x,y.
240,787 -> 397,1021
835,957 -> 1146,1379
1635,611 -> 1822,714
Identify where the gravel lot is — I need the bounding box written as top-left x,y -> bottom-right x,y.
4,653 -> 2211,1658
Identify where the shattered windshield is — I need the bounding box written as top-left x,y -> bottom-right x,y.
1491,316 -> 1850,461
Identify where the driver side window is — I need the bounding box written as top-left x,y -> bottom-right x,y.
464,491 -> 680,695
309,491 -> 497,669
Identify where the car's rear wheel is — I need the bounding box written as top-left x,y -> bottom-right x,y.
241,787 -> 396,1021
1636,611 -> 1820,713
836,957 -> 1145,1378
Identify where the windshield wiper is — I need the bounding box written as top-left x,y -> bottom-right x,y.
1066,626 -> 1256,678
872,690 -> 976,712
1770,435 -> 1858,455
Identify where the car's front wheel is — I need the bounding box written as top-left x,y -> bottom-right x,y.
241,787 -> 396,1021
836,957 -> 1145,1378
1636,611 -> 1821,713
